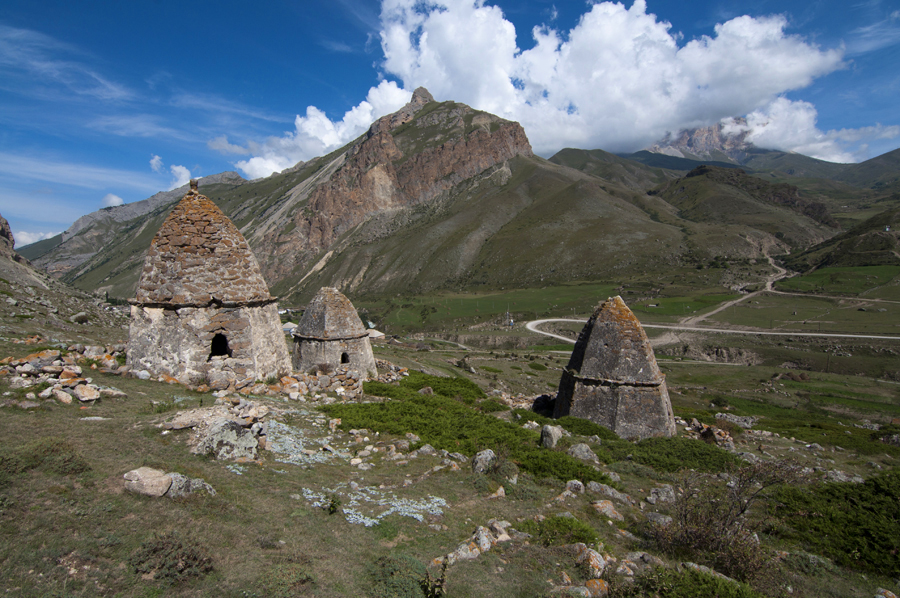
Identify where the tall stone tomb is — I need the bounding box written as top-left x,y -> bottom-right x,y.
554,296 -> 675,439
292,287 -> 376,378
128,180 -> 291,388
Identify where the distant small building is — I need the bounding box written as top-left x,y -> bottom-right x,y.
292,287 -> 376,377
127,181 -> 291,388
554,296 -> 675,440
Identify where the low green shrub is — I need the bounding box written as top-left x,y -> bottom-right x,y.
480,366 -> 502,373
556,416 -> 619,441
128,531 -> 213,584
527,362 -> 547,371
520,515 -> 598,547
610,567 -> 764,598
775,471 -> 900,576
327,373 -> 611,484
599,437 -> 740,474
369,554 -> 441,598
477,398 -> 509,413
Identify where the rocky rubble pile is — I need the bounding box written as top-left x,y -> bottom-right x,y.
0,345 -> 128,406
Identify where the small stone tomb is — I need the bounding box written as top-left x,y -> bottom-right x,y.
127,180 -> 291,388
292,287 -> 376,378
553,296 -> 675,439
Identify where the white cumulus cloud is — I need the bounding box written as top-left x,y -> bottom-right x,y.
169,165 -> 192,190
234,79 -> 411,179
150,154 -> 193,190
233,0 -> 896,172
101,193 -> 124,207
14,230 -> 60,248
722,98 -> 900,163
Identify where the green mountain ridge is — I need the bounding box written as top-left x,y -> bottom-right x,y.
24,94 -> 900,305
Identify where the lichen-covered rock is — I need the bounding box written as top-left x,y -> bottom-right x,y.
554,296 -> 675,439
165,473 -> 217,498
472,448 -> 496,474
193,418 -> 259,461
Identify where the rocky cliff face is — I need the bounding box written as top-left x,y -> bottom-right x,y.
0,214 -> 27,265
260,88 -> 534,283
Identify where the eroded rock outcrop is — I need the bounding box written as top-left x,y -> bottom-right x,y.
264,87 -> 534,282
554,296 -> 676,439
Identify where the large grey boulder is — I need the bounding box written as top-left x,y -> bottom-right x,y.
472,449 -> 496,474
124,467 -> 172,497
567,443 -> 599,463
194,418 -> 259,460
166,473 -> 217,497
541,424 -> 564,448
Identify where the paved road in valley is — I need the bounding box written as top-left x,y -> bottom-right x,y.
525,318 -> 900,343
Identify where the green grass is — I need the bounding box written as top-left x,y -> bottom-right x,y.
775,471 -> 900,576
775,265 -> 900,296
323,372 -> 611,484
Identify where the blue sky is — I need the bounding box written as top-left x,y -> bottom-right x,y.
1,0 -> 898,246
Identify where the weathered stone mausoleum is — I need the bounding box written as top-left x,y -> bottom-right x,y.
128,181 -> 291,388
553,296 -> 676,439
292,287 -> 376,378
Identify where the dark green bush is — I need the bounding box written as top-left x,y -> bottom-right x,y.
556,416 -> 619,441
477,398 -> 509,413
610,567 -> 764,598
527,362 -> 547,371
601,437 -> 740,474
775,471 -> 900,576
369,554 -> 435,598
520,515 -> 598,547
128,532 -> 213,584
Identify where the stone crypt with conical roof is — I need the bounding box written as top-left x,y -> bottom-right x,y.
554,296 -> 676,440
292,287 -> 376,378
127,180 -> 291,388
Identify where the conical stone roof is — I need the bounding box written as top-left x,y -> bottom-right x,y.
294,287 -> 367,341
133,182 -> 272,306
566,296 -> 662,384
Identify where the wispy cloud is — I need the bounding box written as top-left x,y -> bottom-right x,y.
88,114 -> 192,140
170,92 -> 288,123
321,39 -> 355,53
0,24 -> 131,101
0,152 -> 161,192
101,193 -> 124,207
208,135 -> 251,155
847,10 -> 900,54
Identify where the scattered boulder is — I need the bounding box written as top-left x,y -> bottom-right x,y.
646,484 -> 675,505
592,500 -> 624,521
166,473 -> 217,498
541,424 -> 564,448
124,467 -> 172,497
73,384 -> 101,402
472,449 -> 496,474
567,443 -> 599,463
193,418 -> 259,461
586,481 -> 634,505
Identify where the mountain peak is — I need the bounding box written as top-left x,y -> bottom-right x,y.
648,121 -> 753,163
